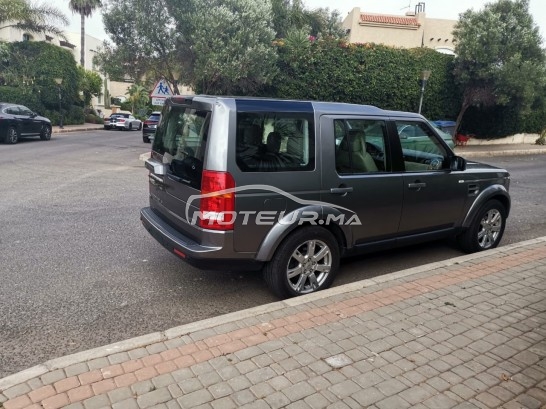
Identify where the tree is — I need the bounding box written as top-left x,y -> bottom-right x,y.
452,0 -> 546,135
166,0 -> 278,94
68,0 -> 102,67
78,66 -> 102,107
97,0 -> 179,93
270,0 -> 345,40
0,0 -> 68,38
126,83 -> 149,114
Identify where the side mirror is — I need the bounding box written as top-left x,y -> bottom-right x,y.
450,155 -> 466,171
30,112 -> 37,118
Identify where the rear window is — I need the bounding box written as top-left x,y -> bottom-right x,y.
152,105 -> 211,189
148,114 -> 160,121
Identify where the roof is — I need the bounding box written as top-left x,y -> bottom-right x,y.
163,95 -> 425,120
360,13 -> 420,27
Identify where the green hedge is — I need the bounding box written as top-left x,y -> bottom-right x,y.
0,41 -> 85,125
263,39 -> 461,120
261,38 -> 545,137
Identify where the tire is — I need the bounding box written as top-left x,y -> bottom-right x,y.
138,123 -> 142,131
6,126 -> 19,144
457,199 -> 507,253
263,226 -> 340,298
143,135 -> 150,143
40,125 -> 52,140
128,123 -> 133,131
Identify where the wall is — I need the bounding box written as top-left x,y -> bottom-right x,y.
342,7 -> 456,54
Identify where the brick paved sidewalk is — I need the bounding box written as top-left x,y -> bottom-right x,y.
1,238 -> 545,409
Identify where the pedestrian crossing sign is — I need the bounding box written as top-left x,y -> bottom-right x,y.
150,79 -> 172,98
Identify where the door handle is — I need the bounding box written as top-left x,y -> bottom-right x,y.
330,187 -> 353,194
408,182 -> 427,190
149,173 -> 165,189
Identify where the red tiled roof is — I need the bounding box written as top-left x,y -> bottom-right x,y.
360,14 -> 420,27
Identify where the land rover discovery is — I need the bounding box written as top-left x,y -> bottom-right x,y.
140,96 -> 510,298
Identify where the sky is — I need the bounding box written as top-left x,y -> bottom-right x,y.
52,0 -> 545,44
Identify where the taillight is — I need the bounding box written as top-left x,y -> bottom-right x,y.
118,119 -> 125,123
199,170 -> 235,230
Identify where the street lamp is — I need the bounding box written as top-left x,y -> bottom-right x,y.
54,78 -> 64,129
418,70 -> 431,115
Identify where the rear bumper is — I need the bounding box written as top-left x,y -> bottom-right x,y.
140,207 -> 263,271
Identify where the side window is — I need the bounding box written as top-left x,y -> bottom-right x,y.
395,121 -> 448,171
334,119 -> 387,174
236,112 -> 314,172
6,107 -> 20,115
19,107 -> 33,116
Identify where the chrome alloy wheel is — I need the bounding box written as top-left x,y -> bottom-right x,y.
477,208 -> 502,249
286,239 -> 332,294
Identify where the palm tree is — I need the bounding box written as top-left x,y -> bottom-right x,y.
0,0 -> 68,38
127,83 -> 149,114
68,0 -> 101,67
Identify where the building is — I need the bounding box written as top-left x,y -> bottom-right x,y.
342,2 -> 457,55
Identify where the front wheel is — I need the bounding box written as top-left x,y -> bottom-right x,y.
263,226 -> 340,298
457,199 -> 507,253
40,125 -> 52,140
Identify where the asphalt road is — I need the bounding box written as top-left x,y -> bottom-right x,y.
1,130 -> 545,378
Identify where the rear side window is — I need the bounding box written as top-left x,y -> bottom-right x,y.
152,105 -> 211,189
236,112 -> 314,172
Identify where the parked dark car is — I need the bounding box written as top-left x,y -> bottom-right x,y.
142,111 -> 161,143
0,103 -> 52,144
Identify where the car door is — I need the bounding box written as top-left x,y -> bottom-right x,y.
320,115 -> 404,247
392,120 -> 467,235
18,106 -> 40,134
5,105 -> 24,134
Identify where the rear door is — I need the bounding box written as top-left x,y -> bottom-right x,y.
6,106 -> 24,133
148,99 -> 214,243
231,101 -> 320,252
320,115 -> 404,246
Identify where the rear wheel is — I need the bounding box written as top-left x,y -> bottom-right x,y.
6,126 -> 19,144
457,199 -> 506,253
138,123 -> 142,131
128,123 -> 133,131
143,135 -> 150,143
263,226 -> 339,298
40,125 -> 52,140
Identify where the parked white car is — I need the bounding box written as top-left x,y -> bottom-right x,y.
112,113 -> 142,131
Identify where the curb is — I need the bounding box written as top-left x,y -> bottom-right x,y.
2,235 -> 545,392
458,148 -> 546,157
52,126 -> 103,134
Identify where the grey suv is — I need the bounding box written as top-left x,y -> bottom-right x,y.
140,96 -> 510,298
